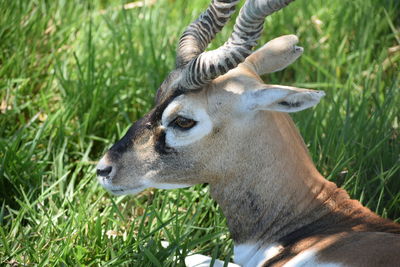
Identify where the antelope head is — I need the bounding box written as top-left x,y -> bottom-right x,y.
96,0 -> 325,196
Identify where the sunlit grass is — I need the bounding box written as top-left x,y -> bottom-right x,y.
0,0 -> 399,265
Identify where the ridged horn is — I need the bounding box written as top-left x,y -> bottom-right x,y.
176,0 -> 240,68
180,0 -> 296,89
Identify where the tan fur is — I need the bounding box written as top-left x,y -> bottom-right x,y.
98,34 -> 400,265
244,34 -> 303,75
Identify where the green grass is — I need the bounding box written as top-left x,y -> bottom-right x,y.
0,0 -> 399,265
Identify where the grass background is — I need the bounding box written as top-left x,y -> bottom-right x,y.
0,0 -> 399,265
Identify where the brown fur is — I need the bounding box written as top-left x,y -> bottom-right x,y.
98,35 -> 400,265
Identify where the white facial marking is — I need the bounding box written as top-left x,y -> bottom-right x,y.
234,243 -> 283,267
162,95 -> 212,147
151,183 -> 192,190
143,171 -> 194,191
285,248 -> 346,267
98,166 -> 192,195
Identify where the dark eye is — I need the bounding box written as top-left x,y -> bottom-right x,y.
170,116 -> 197,130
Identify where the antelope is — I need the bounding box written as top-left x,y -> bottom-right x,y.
96,0 -> 400,266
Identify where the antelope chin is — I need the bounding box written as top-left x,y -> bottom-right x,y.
97,176 -> 148,196
109,186 -> 146,196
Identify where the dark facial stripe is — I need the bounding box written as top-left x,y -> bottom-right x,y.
108,88 -> 183,159
154,129 -> 176,155
108,114 -> 151,160
150,88 -> 184,124
150,89 -> 184,154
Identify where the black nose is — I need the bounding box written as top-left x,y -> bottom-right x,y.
97,166 -> 112,177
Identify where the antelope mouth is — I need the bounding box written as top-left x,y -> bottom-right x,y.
98,176 -> 147,196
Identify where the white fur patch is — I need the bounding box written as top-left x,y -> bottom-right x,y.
99,180 -> 191,195
152,183 -> 192,190
234,244 -> 346,267
234,243 -> 283,267
185,254 -> 240,267
285,249 -> 346,267
161,241 -> 239,267
161,96 -> 212,147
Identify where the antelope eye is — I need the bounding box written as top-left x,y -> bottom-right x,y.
170,116 -> 197,130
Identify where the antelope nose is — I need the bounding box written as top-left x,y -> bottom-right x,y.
97,166 -> 112,177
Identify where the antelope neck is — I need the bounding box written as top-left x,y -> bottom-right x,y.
209,112 -> 399,250
209,112 -> 337,245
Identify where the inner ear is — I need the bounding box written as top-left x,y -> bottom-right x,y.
278,100 -> 302,108
242,85 -> 325,113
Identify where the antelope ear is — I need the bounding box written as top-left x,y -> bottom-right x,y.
244,35 -> 303,75
241,85 -> 325,113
